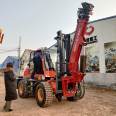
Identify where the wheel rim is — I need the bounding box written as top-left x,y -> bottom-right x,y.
37,88 -> 44,102
76,84 -> 81,96
19,83 -> 23,95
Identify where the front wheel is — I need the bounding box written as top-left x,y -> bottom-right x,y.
35,82 -> 53,107
67,80 -> 85,101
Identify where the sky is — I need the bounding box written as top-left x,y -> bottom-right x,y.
0,0 -> 116,63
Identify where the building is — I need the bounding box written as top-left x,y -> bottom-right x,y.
1,56 -> 19,74
0,64 -> 2,68
48,15 -> 116,89
20,49 -> 33,76
85,15 -> 116,89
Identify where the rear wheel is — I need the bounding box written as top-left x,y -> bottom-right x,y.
18,80 -> 29,98
35,82 -> 53,107
67,80 -> 85,101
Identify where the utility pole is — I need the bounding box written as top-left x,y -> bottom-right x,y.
18,36 -> 21,76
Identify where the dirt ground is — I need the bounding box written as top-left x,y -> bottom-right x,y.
0,76 -> 116,116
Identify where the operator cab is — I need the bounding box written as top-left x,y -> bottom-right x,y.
27,49 -> 55,79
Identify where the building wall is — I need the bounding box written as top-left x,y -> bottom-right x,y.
20,49 -> 32,76
84,16 -> 116,89
85,73 -> 116,90
86,16 -> 116,73
48,45 -> 57,68
50,52 -> 57,67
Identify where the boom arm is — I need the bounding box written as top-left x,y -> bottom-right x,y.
68,2 -> 94,73
55,2 -> 94,96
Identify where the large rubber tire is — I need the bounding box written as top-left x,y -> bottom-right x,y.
18,80 -> 29,98
67,80 -> 85,101
35,82 -> 53,107
75,80 -> 85,100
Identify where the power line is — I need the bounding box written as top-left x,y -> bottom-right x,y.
0,47 -> 18,51
0,49 -> 18,53
0,49 -> 24,54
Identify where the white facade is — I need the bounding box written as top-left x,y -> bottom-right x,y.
86,16 -> 116,73
20,49 -> 32,76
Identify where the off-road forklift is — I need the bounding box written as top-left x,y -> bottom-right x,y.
17,2 -> 94,107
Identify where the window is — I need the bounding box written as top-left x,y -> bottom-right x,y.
104,41 -> 116,73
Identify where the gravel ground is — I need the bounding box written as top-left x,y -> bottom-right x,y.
0,76 -> 116,116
